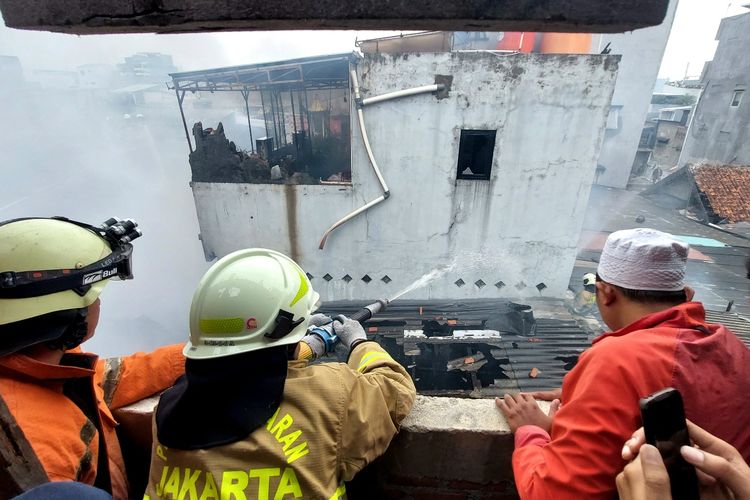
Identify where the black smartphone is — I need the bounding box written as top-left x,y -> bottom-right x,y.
639,387 -> 700,500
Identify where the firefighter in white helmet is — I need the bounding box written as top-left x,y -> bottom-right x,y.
144,248 -> 416,500
0,217 -> 185,498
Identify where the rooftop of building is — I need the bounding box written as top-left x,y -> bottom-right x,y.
644,163 -> 750,224
692,164 -> 750,223
168,53 -> 356,92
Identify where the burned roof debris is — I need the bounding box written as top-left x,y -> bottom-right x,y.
319,299 -> 593,396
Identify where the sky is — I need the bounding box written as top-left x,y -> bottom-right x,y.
0,24 -> 392,73
658,0 -> 747,79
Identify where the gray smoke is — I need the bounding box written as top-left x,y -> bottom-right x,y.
0,16 -> 395,356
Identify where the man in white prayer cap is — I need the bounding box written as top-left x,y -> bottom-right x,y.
496,228 -> 750,500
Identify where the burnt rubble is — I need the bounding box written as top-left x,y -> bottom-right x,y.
189,122 -> 317,184
319,299 -> 592,396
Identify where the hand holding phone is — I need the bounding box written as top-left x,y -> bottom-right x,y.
639,387 -> 700,500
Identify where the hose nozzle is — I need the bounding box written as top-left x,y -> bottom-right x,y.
350,298 -> 389,323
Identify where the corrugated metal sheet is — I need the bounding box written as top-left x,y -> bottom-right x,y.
705,309 -> 750,347
319,299 -> 592,395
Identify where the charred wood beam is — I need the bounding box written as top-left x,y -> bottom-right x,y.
0,0 -> 669,35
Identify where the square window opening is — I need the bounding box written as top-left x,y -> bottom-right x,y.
731,89 -> 744,107
456,129 -> 497,180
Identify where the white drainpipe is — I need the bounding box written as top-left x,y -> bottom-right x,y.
318,69 -> 445,249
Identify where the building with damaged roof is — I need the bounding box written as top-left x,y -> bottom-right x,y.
173,50 -> 620,302
643,163 -> 750,224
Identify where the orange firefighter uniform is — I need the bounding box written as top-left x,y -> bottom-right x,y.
0,344 -> 184,499
144,342 -> 415,500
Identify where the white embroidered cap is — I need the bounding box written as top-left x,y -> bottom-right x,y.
597,228 -> 689,291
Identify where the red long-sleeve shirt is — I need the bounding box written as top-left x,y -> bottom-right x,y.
512,302 -> 750,500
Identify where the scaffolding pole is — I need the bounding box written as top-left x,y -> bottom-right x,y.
241,89 -> 255,153
289,90 -> 298,141
175,89 -> 193,154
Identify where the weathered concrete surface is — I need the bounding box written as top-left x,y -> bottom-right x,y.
115,394 -> 547,498
680,12 -> 750,167
403,395 -> 550,433
193,52 -> 619,301
593,0 -> 678,189
373,396 -> 549,487
0,0 -> 669,34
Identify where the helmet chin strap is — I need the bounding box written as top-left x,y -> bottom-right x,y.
45,308 -> 88,352
265,309 -> 304,340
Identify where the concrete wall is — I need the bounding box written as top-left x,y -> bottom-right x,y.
680,12 -> 750,166
652,120 -> 687,169
593,0 -> 678,188
192,52 -> 619,301
116,395 -> 552,499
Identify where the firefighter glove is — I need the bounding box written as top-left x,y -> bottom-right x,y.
333,316 -> 367,351
309,313 -> 333,327
299,333 -> 327,360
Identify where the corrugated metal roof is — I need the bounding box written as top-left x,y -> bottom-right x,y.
318,299 -> 592,395
319,300 -> 750,396
705,309 -> 750,347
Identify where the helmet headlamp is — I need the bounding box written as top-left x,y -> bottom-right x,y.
0,216 -> 141,299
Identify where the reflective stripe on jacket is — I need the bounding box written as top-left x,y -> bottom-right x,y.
0,343 -> 185,499
144,341 -> 416,500
512,302 -> 750,500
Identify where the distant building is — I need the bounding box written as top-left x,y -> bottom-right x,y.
33,69 -> 79,89
173,51 -> 620,300
117,52 -> 177,84
77,64 -> 116,89
592,0 -> 678,188
356,31 -> 500,53
110,83 -> 174,116
680,11 -> 750,166
648,92 -> 698,120
632,121 -> 658,178
650,106 -> 692,170
644,163 -> 750,223
632,94 -> 696,180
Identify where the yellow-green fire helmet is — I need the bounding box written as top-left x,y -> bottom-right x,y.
0,218 -> 113,325
186,248 -> 320,359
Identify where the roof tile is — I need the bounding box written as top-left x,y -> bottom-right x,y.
691,164 -> 750,223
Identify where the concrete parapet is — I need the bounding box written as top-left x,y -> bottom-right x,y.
115,394 -> 550,499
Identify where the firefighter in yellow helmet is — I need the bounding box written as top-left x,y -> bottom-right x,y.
0,217 -> 185,498
144,248 -> 416,500
571,272 -> 598,315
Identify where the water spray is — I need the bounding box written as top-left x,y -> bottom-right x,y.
303,262 -> 457,359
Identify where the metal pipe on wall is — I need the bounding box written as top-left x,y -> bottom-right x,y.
362,84 -> 444,107
320,69 -> 442,249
